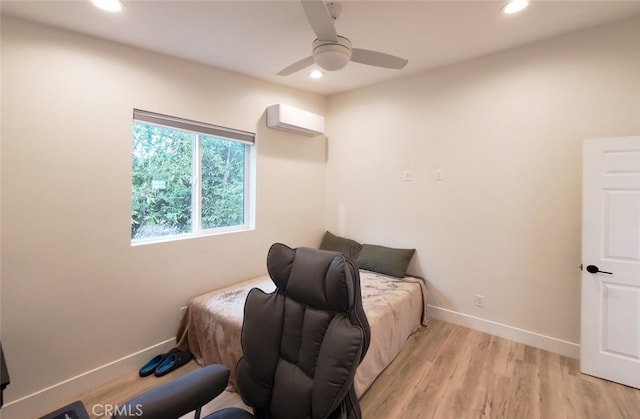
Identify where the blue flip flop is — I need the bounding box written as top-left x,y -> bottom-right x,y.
154,350 -> 193,377
139,348 -> 179,377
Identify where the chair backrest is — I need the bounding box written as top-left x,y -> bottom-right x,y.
235,243 -> 371,419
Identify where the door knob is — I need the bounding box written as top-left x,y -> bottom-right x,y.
586,265 -> 613,275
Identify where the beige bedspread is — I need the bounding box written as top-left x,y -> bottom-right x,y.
176,270 -> 428,397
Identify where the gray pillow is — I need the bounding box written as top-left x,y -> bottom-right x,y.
356,244 -> 415,278
319,231 -> 362,260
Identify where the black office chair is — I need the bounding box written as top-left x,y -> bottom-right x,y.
114,243 -> 371,419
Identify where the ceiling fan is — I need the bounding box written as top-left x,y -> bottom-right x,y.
277,0 -> 409,76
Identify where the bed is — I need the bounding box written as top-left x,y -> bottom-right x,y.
176,268 -> 428,397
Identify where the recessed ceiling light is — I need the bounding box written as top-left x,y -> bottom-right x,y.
309,70 -> 324,79
91,0 -> 123,13
503,0 -> 529,14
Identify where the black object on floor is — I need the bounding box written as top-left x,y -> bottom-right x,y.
38,400 -> 89,419
1,341 -> 9,408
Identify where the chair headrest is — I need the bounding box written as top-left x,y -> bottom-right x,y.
267,243 -> 355,312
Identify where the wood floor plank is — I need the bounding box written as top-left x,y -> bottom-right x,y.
47,319 -> 640,419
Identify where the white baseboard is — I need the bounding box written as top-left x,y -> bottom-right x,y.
1,339 -> 176,419
427,305 -> 580,359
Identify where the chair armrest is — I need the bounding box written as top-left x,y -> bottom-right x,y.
113,364 -> 230,419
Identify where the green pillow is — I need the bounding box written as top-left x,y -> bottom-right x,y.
356,244 -> 415,278
319,231 -> 362,260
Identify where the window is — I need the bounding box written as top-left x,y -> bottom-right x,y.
131,109 -> 254,244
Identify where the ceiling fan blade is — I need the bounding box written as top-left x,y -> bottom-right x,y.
351,48 -> 408,70
301,0 -> 337,42
277,56 -> 315,76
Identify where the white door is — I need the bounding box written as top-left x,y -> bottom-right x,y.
581,136 -> 640,389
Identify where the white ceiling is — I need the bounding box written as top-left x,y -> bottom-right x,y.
3,0 -> 640,96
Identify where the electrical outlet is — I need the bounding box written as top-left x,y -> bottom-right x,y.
475,294 -> 485,308
179,305 -> 188,320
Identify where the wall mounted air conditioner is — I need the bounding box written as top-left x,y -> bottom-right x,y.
266,104 -> 325,137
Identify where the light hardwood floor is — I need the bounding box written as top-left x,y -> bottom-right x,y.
47,319 -> 640,419
360,319 -> 640,418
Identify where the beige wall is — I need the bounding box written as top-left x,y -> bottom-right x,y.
325,16 -> 640,349
1,16 -> 326,415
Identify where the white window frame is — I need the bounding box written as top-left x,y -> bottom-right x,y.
131,109 -> 255,245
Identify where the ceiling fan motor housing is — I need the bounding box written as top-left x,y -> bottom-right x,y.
312,36 -> 352,71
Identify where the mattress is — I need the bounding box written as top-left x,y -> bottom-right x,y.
176,269 -> 428,397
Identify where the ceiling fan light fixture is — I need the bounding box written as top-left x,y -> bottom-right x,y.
277,2 -> 408,76
309,70 -> 324,79
315,48 -> 350,71
312,37 -> 352,71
